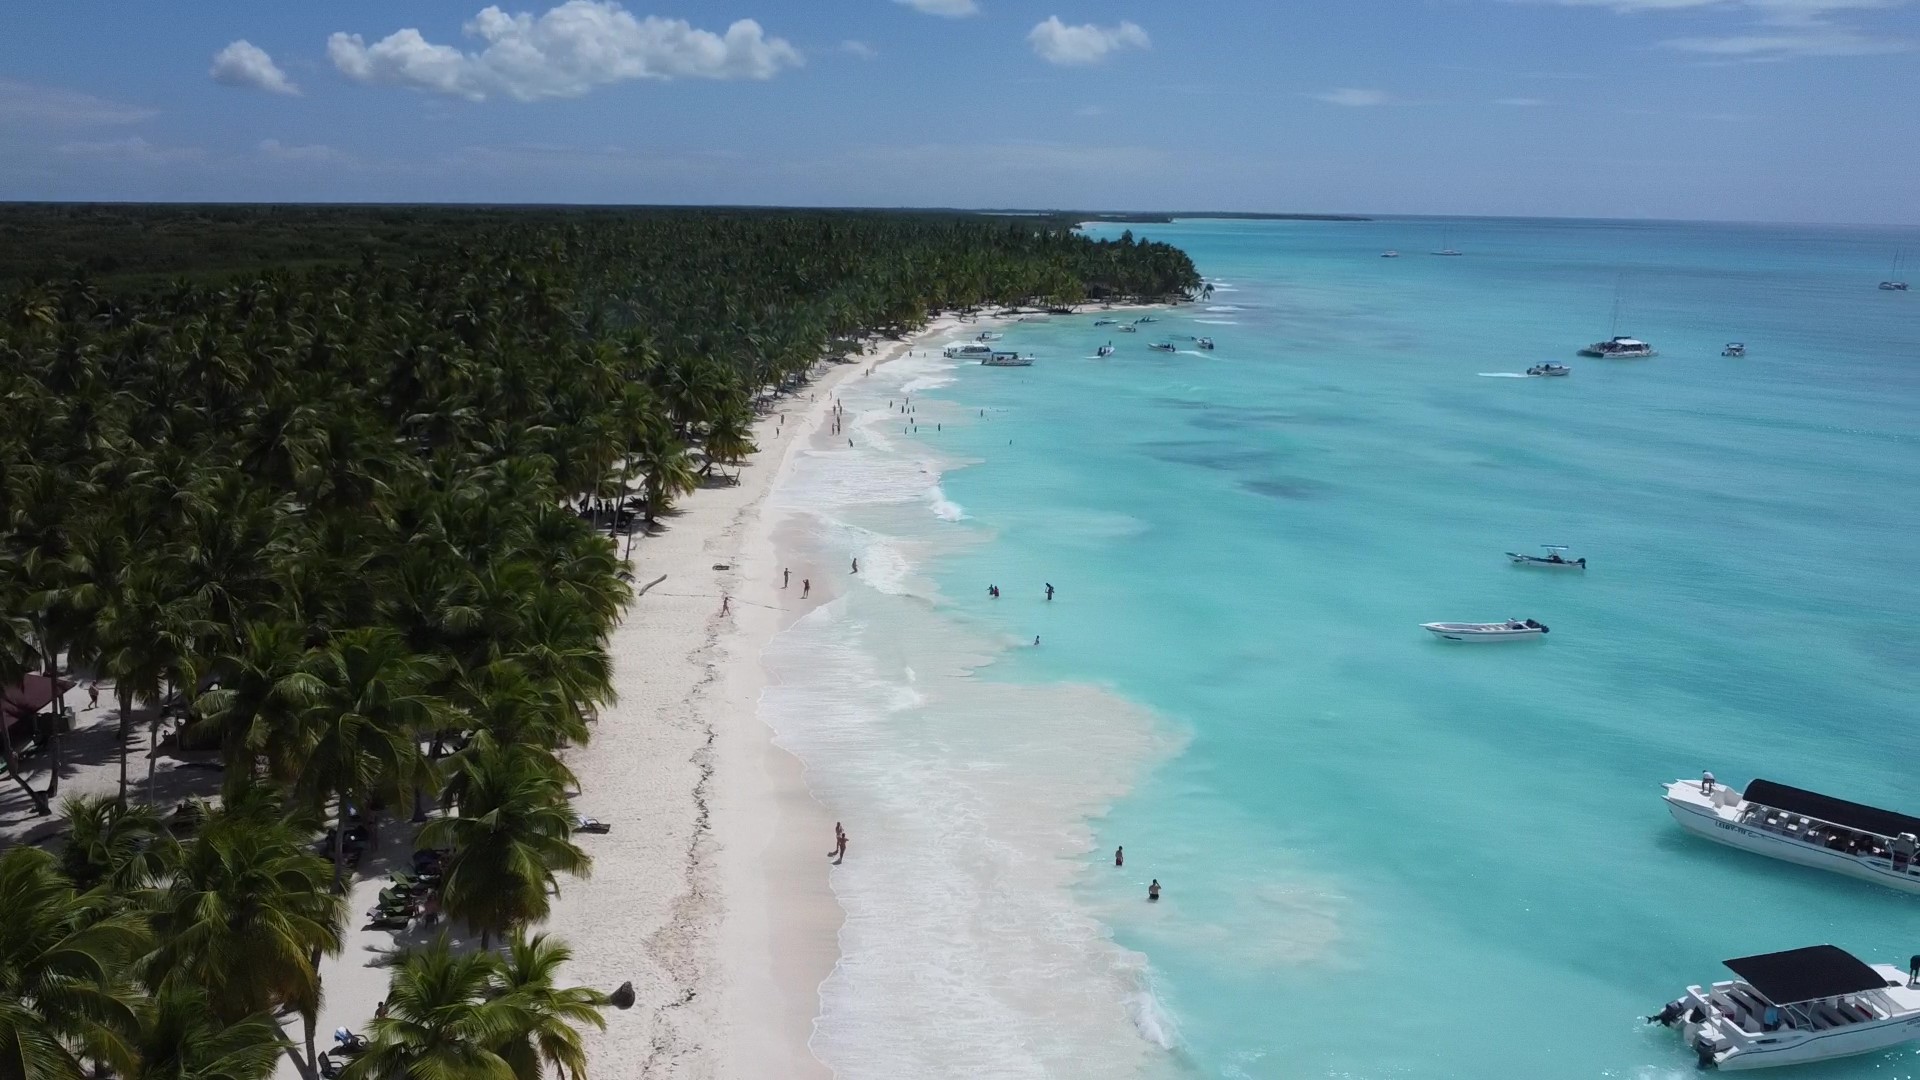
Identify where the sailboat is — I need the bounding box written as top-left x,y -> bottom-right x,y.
1880,251 -> 1909,291
1579,275 -> 1656,358
1433,230 -> 1462,257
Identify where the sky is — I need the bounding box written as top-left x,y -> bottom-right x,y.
1,0 -> 1916,223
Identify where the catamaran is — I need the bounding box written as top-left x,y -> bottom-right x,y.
981,350 -> 1033,367
1663,774 -> 1920,895
1649,944 -> 1920,1070
1880,251 -> 1908,291
1580,336 -> 1656,359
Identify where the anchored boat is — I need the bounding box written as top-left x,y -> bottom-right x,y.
1507,544 -> 1584,569
981,350 -> 1034,367
1420,619 -> 1548,641
1663,774 -> 1920,895
1148,342 -> 1178,353
941,342 -> 993,360
1649,944 -> 1920,1070
1580,336 -> 1657,359
1724,342 -> 1747,357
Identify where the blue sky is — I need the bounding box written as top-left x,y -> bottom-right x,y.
1,0 -> 1915,222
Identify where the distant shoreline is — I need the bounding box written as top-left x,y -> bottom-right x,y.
1068,212 -> 1373,224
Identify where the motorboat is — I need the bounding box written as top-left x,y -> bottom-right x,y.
1119,323 -> 1138,333
1381,250 -> 1400,258
1649,944 -> 1920,1070
1662,774 -> 1920,895
1880,281 -> 1909,291
1096,343 -> 1115,357
976,331 -> 1001,342
1723,342 -> 1747,357
1094,319 -> 1117,326
1137,316 -> 1158,323
1433,248 -> 1463,257
942,342 -> 994,360
1420,619 -> 1548,641
1148,342 -> 1178,353
1507,545 -> 1584,569
981,351 -> 1034,367
1197,337 -> 1215,350
1579,336 -> 1656,359
1526,363 -> 1571,377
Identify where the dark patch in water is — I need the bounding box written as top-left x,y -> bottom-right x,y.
1242,477 -> 1331,501
1142,440 -> 1278,472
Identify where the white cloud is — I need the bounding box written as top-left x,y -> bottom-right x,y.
1311,87 -> 1392,106
893,0 -> 980,15
0,79 -> 156,126
56,137 -> 200,163
1027,16 -> 1149,65
1661,27 -> 1909,53
211,40 -> 300,96
1493,96 -> 1549,105
258,139 -> 351,163
328,1 -> 802,101
841,40 -> 878,59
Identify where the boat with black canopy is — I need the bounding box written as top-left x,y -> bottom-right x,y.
1664,774 -> 1920,895
1649,944 -> 1920,1069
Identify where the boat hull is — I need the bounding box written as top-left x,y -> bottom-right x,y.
1506,554 -> 1584,569
1420,623 -> 1547,642
1663,791 -> 1920,896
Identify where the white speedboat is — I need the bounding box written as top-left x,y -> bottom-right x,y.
981,351 -> 1033,367
1148,342 -> 1178,353
1197,337 -> 1215,350
1381,250 -> 1400,258
1119,323 -> 1138,333
1433,248 -> 1463,257
1420,619 -> 1548,641
1724,342 -> 1747,357
976,331 -> 1002,342
1526,363 -> 1571,377
1580,336 -> 1656,358
942,342 -> 994,360
1507,544 -> 1584,569
1096,343 -> 1115,357
1880,281 -> 1909,291
1649,944 -> 1920,1070
1663,775 -> 1920,895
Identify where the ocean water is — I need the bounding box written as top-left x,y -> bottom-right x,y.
760,217 -> 1920,1079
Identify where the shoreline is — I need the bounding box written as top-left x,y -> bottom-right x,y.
545,316 -> 968,1078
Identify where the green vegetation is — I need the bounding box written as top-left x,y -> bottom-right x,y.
0,206 -> 1198,1078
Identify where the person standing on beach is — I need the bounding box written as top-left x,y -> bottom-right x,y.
851,558 -> 859,574
802,579 -> 811,598
783,568 -> 790,589
830,823 -> 848,864
87,683 -> 99,710
1115,846 -> 1124,867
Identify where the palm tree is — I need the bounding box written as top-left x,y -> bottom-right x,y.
58,794 -> 176,895
0,846 -> 147,1080
339,938 -> 515,1080
294,627 -> 442,878
187,620 -> 323,798
698,403 -> 757,479
129,985 -> 284,1080
489,932 -> 606,1080
421,744 -> 588,948
144,787 -> 345,1075
632,427 -> 697,529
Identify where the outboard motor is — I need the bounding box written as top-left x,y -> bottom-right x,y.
1648,999 -> 1686,1026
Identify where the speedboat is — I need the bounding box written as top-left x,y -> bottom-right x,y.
1723,342 -> 1747,357
1507,545 -> 1584,569
1381,250 -> 1400,258
1879,281 -> 1908,291
1119,323 -> 1138,333
981,351 -> 1033,367
1649,944 -> 1920,1070
1526,363 -> 1571,377
976,331 -> 1001,342
1662,774 -> 1920,895
1433,248 -> 1463,256
1420,619 -> 1548,641
1579,336 -> 1656,359
1197,337 -> 1215,350
1148,342 -> 1178,353
942,342 -> 994,360
1094,319 -> 1117,326
1096,343 -> 1115,357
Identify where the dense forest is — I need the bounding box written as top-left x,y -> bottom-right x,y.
0,207 -> 1199,1080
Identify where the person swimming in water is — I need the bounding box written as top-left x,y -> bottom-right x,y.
1148,880 -> 1161,902
1114,846 -> 1124,867
1045,582 -> 1054,601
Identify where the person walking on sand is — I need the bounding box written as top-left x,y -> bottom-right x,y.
828,822 -> 843,857
1115,846 -> 1124,867
851,558 -> 859,574
784,568 -> 791,589
720,596 -> 731,616
802,579 -> 811,598
88,683 -> 99,710
1148,879 -> 1161,902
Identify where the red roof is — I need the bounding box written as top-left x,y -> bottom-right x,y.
2,674 -> 71,725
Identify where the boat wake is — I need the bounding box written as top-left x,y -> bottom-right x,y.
1477,372 -> 1529,378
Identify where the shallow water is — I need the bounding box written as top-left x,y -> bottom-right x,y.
763,217 -> 1920,1079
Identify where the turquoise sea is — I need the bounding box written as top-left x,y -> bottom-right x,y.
760,217 -> 1920,1079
